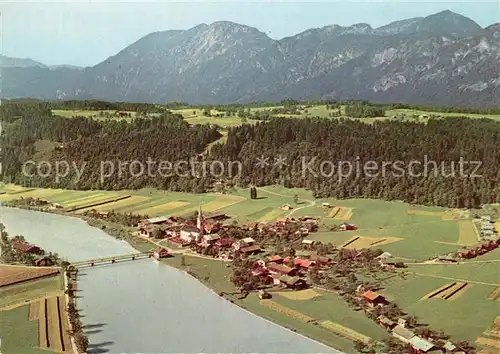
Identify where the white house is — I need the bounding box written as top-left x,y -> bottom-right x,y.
180,225 -> 200,242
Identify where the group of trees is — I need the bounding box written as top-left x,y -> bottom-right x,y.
344,103 -> 386,118
65,270 -> 89,353
0,224 -> 60,266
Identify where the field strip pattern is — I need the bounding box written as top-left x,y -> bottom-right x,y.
72,195 -> 131,213
258,208 -> 287,222
89,196 -> 151,212
134,201 -> 191,216
36,296 -> 70,353
320,320 -> 371,344
423,282 -> 470,300
458,220 -> 480,245
476,337 -> 500,349
488,287 -> 500,301
342,236 -> 402,249
259,299 -> 314,323
63,193 -> 121,208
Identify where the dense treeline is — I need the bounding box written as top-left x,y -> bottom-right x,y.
4,98 -> 498,116
0,103 -> 221,191
209,117 -> 500,208
344,103 -> 385,118
2,101 -> 500,208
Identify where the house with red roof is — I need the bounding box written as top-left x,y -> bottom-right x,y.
267,262 -> 296,276
267,255 -> 283,263
362,290 -> 388,307
294,258 -> 316,270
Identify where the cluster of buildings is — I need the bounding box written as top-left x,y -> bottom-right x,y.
248,252 -> 333,290
456,239 -> 500,259
356,288 -> 465,354
479,215 -> 497,241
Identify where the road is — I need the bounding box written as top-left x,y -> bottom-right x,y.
257,187 -> 316,217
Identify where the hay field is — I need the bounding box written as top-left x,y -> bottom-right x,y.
476,337 -> 500,350
423,282 -> 470,300
36,296 -> 72,353
277,289 -> 321,301
458,220 -> 480,245
134,201 -> 191,216
342,236 -> 402,249
260,299 -> 314,323
88,196 -> 151,213
320,320 -> 371,344
329,207 -> 353,220
495,221 -> 500,234
63,193 -> 121,208
258,208 -> 288,222
178,194 -> 245,215
407,209 -> 446,218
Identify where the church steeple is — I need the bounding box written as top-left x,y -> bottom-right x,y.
196,203 -> 204,241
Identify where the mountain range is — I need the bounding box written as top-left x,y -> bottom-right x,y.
2,10 -> 499,107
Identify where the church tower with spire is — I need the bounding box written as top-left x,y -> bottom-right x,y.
196,203 -> 205,242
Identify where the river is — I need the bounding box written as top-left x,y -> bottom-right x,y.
0,207 -> 340,353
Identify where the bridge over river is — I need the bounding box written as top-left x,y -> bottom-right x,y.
71,252 -> 152,268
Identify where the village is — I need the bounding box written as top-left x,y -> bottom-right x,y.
131,206 -> 486,354
4,196 -> 499,354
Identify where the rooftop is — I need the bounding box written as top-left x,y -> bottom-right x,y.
267,262 -> 294,274
240,244 -> 261,253
362,290 -> 382,301
410,336 -> 435,352
146,216 -> 169,224
392,324 -> 416,340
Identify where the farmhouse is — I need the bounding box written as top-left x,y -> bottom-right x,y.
294,258 -> 315,270
339,223 -> 357,231
301,239 -> 315,247
361,290 -> 388,307
202,234 -> 220,244
392,324 -> 416,343
180,225 -> 200,242
258,289 -> 272,299
281,204 -> 293,211
322,202 -> 332,208
252,267 -> 269,277
12,242 -> 42,255
153,247 -> 169,260
276,275 -> 307,289
267,255 -> 283,263
34,256 -> 54,267
267,262 -> 296,276
309,254 -> 331,265
233,237 -> 256,250
239,244 -> 261,256
205,212 -> 230,222
214,238 -> 234,248
377,315 -> 396,330
409,336 -> 438,353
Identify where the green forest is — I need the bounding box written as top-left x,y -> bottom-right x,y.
1,100 -> 500,208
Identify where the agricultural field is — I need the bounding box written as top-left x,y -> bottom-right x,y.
35,296 -> 72,353
0,273 -> 63,309
378,268 -> 499,343
0,268 -> 66,353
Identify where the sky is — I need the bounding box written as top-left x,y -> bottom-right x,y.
1,0 -> 499,67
